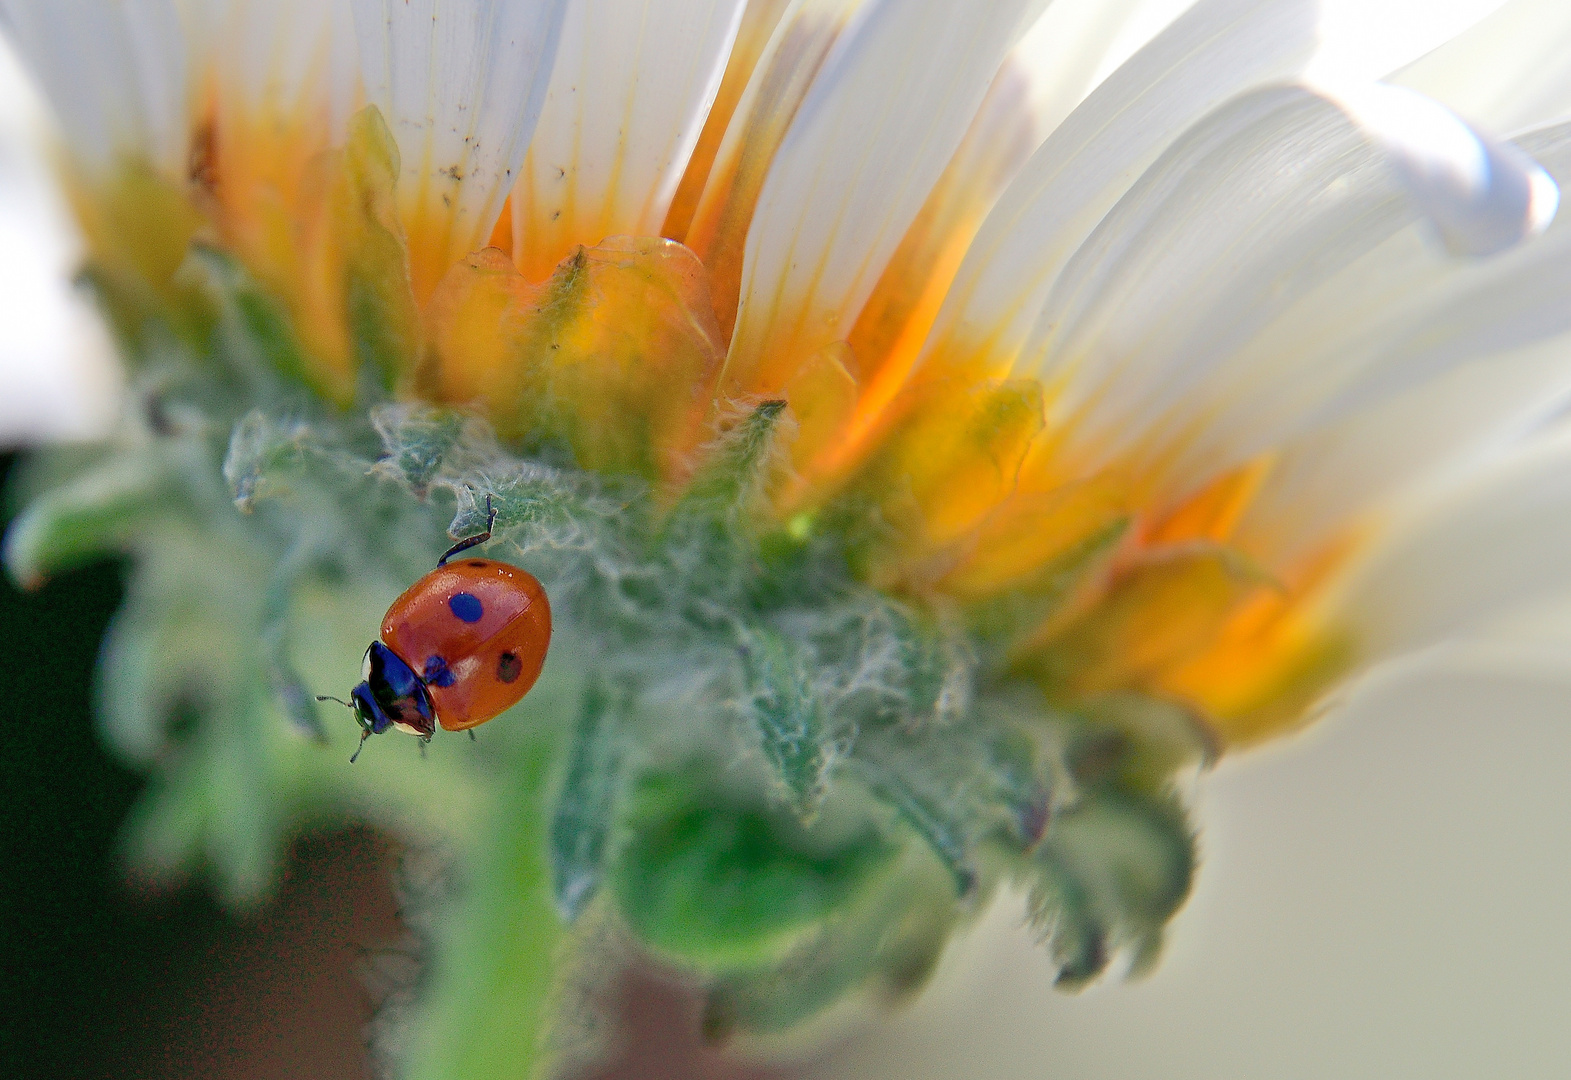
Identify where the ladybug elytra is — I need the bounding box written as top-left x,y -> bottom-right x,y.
320,497 -> 551,761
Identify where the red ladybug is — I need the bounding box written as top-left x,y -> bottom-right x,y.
320,497 -> 551,761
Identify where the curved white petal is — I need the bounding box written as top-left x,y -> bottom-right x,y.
1004,85 -> 1562,524
1328,82 -> 1557,256
1392,0 -> 1571,134
353,0 -> 569,293
916,0 -> 1322,380
0,0 -> 189,175
511,0 -> 748,281
1006,0 -> 1178,151
724,0 -> 1036,393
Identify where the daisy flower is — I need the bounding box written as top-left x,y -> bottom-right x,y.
2,1 -> 1570,1077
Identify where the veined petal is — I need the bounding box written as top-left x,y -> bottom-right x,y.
684,0 -> 869,342
1197,115 -> 1571,537
915,0 -> 1322,385
510,0 -> 748,283
0,0 -> 189,176
353,0 -> 569,301
723,0 -> 1037,398
193,0 -> 359,137
662,0 -> 794,244
1009,86 -> 1558,505
833,0 -> 1168,421
1392,0 -> 1571,134
1006,0 -> 1172,147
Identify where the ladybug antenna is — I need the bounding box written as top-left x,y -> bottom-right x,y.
315,694 -> 352,708
438,494 -> 497,566
349,728 -> 370,764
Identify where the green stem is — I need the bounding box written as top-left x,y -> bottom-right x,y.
405,730 -> 565,1080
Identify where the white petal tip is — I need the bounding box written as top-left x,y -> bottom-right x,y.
1322,82 -> 1558,258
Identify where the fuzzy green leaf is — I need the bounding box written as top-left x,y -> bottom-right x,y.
611,772 -> 896,969
549,679 -> 628,920
738,626 -> 839,819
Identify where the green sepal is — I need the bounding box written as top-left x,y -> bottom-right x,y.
610,769 -> 897,970
737,625 -> 839,820
549,678 -> 629,920
1024,789 -> 1195,988
1063,692 -> 1217,796
702,844 -> 960,1042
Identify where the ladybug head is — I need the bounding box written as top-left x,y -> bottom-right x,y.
319,641 -> 437,762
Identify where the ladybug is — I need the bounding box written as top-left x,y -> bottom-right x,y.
319,497 -> 551,761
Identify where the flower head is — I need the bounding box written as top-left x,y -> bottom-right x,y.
5,0 -> 1571,1076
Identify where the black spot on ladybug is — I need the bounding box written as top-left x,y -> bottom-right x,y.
468,560 -> 486,568
449,592 -> 484,623
497,652 -> 522,683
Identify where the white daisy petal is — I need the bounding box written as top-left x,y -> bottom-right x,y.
352,0 -> 570,294
1327,82 -> 1557,256
1234,328 -> 1571,567
682,0 -> 867,339
917,0 -> 1322,380
1005,85 -> 1560,508
1005,0 -> 1179,150
0,0 -> 188,175
196,0 -> 359,137
724,0 -> 1037,394
511,0 -> 749,282
1195,118 -> 1571,512
1392,0 -> 1571,134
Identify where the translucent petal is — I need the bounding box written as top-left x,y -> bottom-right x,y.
722,0 -> 1037,398
510,0 -> 748,282
353,0 -> 570,300
1335,429 -> 1571,657
1393,0 -> 1571,134
684,0 -> 877,341
194,0 -> 359,138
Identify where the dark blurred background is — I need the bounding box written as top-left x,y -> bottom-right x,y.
0,454 -> 404,1080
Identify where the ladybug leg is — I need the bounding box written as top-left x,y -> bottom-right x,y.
469,729 -> 477,742
419,737 -> 430,759
438,494 -> 498,566
349,729 -> 370,764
